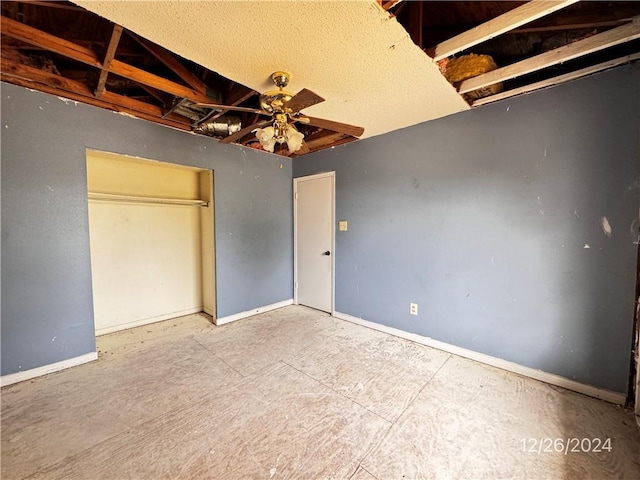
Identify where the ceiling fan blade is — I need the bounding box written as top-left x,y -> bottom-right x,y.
297,115 -> 364,138
219,119 -> 272,144
286,88 -> 325,113
195,102 -> 268,115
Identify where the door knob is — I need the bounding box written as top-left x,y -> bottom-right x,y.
323,251 -> 331,256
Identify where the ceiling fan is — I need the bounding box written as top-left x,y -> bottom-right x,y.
196,71 -> 364,155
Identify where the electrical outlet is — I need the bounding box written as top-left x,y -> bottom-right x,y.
410,303 -> 418,316
339,221 -> 348,231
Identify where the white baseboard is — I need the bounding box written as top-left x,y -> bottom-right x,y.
203,305 -> 215,317
333,311 -> 627,406
95,306 -> 202,336
1,352 -> 98,388
216,299 -> 294,326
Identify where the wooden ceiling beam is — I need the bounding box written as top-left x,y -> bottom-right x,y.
458,16 -> 640,94
95,24 -> 123,99
107,58 -> 212,102
510,3 -> 640,33
207,83 -> 258,121
294,139 -> 348,157
0,55 -> 190,129
428,0 -> 580,61
0,15 -> 214,103
137,83 -> 173,106
1,35 -> 147,57
305,134 -> 348,154
321,135 -> 357,151
1,14 -> 101,67
512,19 -> 631,34
472,52 -> 640,106
226,83 -> 257,106
303,131 -> 345,151
127,31 -> 209,94
3,73 -> 192,131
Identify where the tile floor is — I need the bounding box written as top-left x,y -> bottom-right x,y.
1,306 -> 639,479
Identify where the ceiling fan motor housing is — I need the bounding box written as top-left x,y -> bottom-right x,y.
260,71 -> 294,114
259,91 -> 294,114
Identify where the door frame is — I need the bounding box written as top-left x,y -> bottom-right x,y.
293,171 -> 336,314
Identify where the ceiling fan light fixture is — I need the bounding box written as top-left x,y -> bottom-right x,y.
256,122 -> 304,155
285,125 -> 304,154
255,126 -> 277,152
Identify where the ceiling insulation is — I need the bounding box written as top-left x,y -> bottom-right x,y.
72,0 -> 470,139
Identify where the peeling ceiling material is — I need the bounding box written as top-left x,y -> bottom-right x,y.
72,0 -> 470,139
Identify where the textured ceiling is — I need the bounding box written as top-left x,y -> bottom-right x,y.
73,0 -> 469,139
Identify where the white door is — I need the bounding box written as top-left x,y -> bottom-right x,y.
294,172 -> 334,312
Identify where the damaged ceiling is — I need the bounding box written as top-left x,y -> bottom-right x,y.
1,1 -> 639,157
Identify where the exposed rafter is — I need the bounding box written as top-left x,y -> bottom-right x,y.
458,16 -> 640,94
0,56 -> 190,129
428,0 -> 580,61
127,31 -> 209,95
206,83 -> 258,122
95,24 -> 123,98
472,52 -> 640,106
1,15 -> 215,103
304,131 -> 345,151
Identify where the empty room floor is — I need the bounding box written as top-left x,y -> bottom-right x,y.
2,306 -> 639,479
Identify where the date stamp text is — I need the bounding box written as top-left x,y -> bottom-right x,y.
520,438 -> 612,455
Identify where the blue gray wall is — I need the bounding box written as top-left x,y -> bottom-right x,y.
1,83 -> 293,376
294,64 -> 640,394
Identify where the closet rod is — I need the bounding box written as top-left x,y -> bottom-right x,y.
88,192 -> 208,207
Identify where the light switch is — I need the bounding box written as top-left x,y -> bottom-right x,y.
339,221 -> 348,231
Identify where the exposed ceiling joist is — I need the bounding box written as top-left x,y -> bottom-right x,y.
2,14 -> 100,66
206,83 -> 257,122
137,84 -> 172,106
127,32 -> 209,95
472,52 -> 640,106
94,24 -> 122,98
1,15 -> 214,103
512,19 -> 630,34
299,131 -> 357,155
458,16 -> 640,94
107,59 -> 212,103
304,131 -> 345,152
428,0 -> 580,61
0,56 -> 190,130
